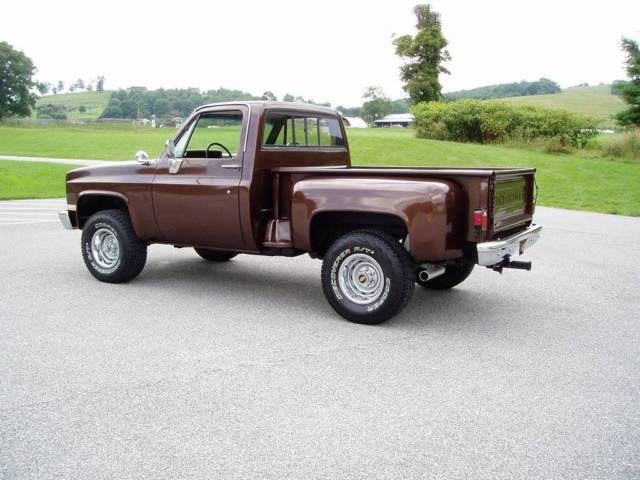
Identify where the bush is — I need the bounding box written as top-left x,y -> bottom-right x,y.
36,104 -> 67,120
78,105 -> 87,113
600,129 -> 640,160
412,100 -> 599,148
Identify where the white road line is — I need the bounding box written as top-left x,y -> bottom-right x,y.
0,212 -> 58,216
0,207 -> 62,211
0,220 -> 59,226
0,204 -> 65,208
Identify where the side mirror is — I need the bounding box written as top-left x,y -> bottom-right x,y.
165,139 -> 176,158
135,150 -> 151,165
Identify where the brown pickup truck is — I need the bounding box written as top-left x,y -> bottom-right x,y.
60,101 -> 541,324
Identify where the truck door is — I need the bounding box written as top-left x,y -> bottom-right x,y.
152,108 -> 246,249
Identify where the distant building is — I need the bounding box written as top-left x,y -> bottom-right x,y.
342,116 -> 367,128
373,113 -> 415,128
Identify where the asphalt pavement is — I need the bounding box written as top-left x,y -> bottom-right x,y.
1,200 -> 639,479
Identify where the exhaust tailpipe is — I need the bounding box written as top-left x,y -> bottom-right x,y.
418,264 -> 446,282
418,270 -> 431,282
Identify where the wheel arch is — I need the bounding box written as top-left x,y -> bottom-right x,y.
76,191 -> 130,229
309,210 -> 409,258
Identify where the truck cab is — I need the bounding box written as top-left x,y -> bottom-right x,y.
61,102 -> 541,324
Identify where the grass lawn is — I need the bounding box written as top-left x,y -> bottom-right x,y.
0,124 -> 638,215
499,85 -> 625,129
0,160 -> 76,200
0,123 -> 171,160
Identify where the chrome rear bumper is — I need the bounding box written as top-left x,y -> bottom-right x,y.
58,211 -> 73,230
476,224 -> 542,266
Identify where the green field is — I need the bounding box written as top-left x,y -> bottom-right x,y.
0,160 -> 76,200
35,91 -> 112,121
499,85 -> 625,129
0,124 -> 639,215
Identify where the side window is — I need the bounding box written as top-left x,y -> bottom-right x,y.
181,111 -> 243,158
263,113 -> 345,148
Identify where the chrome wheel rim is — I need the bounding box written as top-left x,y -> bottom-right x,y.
91,228 -> 120,270
338,253 -> 385,305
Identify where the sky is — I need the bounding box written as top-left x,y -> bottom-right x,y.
3,0 -> 639,106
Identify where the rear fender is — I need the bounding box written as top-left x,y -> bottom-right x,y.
291,177 -> 465,261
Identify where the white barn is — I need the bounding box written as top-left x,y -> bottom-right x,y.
373,113 -> 415,128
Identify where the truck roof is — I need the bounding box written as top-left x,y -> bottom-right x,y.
195,101 -> 339,116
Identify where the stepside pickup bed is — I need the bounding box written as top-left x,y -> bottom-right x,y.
61,101 -> 542,324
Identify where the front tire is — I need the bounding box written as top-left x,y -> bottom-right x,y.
321,230 -> 414,325
194,248 -> 237,262
81,209 -> 147,283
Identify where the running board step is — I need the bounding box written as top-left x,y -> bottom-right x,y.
263,219 -> 292,249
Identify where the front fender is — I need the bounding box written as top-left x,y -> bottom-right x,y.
66,162 -> 159,240
291,177 -> 465,261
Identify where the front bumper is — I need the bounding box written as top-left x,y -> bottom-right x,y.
476,224 -> 542,266
58,211 -> 73,230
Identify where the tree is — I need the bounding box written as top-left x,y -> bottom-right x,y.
75,78 -> 85,90
0,42 -> 39,119
361,86 -> 392,124
336,105 -> 362,117
120,99 -> 138,118
283,93 -> 295,102
393,4 -> 450,104
58,80 -> 64,92
261,91 -> 277,101
96,76 -> 105,92
154,98 -> 170,116
616,37 -> 640,127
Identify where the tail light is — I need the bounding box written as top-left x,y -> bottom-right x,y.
473,209 -> 488,231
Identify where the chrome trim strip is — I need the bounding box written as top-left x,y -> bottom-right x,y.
58,211 -> 73,230
476,224 -> 542,266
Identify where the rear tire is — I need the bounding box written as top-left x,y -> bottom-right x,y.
194,248 -> 237,262
81,209 -> 147,283
321,230 -> 414,325
416,258 -> 474,290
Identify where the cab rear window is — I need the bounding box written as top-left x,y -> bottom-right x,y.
263,112 -> 345,148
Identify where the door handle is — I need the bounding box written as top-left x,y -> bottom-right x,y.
221,164 -> 241,170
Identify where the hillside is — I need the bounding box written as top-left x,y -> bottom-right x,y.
499,85 -> 625,129
445,78 -> 561,101
35,91 -> 111,120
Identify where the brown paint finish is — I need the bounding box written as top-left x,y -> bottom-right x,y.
64,101 -> 538,263
66,162 -> 160,240
290,176 -> 464,261
152,156 -> 243,248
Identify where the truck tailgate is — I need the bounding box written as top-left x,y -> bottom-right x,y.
491,171 -> 536,236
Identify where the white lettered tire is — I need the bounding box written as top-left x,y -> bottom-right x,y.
321,230 -> 414,324
81,209 -> 147,283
